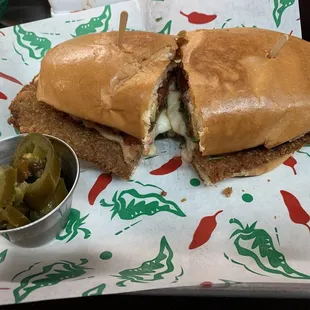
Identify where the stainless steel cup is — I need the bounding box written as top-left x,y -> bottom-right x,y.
0,133 -> 80,247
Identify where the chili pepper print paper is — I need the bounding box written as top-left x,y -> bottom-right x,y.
0,0 -> 309,306
140,0 -> 301,37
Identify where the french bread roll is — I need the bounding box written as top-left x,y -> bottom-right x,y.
179,28 -> 310,156
36,31 -> 178,142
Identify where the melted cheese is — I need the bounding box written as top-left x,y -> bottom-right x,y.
154,109 -> 171,137
82,120 -> 137,164
79,86 -> 197,162
182,136 -> 197,163
83,120 -> 122,144
166,89 -> 196,162
167,90 -> 186,136
146,110 -> 172,157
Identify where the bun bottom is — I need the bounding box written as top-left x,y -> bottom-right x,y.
191,130 -> 310,185
8,81 -> 143,180
192,153 -> 292,186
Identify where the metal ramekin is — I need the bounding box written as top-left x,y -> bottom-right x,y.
0,133 -> 80,247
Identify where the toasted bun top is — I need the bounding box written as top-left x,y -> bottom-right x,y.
180,28 -> 310,156
37,31 -> 177,140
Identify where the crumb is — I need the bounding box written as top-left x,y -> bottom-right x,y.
274,216 -> 277,220
222,187 -> 233,197
181,198 -> 187,203
242,189 -> 245,192
267,179 -> 270,182
161,191 -> 167,197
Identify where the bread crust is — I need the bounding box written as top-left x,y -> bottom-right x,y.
180,28 -> 310,156
37,31 -> 178,141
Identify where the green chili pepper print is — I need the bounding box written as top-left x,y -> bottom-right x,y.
0,249 -> 7,264
128,180 -> 163,191
72,5 -> 111,37
236,24 -> 257,28
219,279 -> 243,285
125,28 -> 137,31
273,0 -> 295,27
158,20 -> 172,35
297,150 -> 310,158
13,25 -> 51,60
100,188 -> 185,220
229,218 -> 310,280
221,18 -> 257,29
13,259 -> 92,303
113,236 -> 176,287
2,233 -> 9,241
82,283 -> 106,297
56,208 -> 91,243
171,267 -> 184,283
224,252 -> 266,277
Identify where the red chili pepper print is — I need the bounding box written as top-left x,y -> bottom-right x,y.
0,72 -> 22,85
283,156 -> 297,175
150,156 -> 182,175
88,173 -> 112,205
200,281 -> 213,288
189,210 -> 223,250
280,190 -> 310,232
0,92 -> 7,100
180,11 -> 217,24
0,31 -> 5,36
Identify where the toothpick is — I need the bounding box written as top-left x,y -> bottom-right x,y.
117,11 -> 128,48
268,34 -> 289,59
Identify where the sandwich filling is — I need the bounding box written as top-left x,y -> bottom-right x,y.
166,84 -> 197,162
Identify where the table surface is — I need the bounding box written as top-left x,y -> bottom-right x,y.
0,1 -> 310,309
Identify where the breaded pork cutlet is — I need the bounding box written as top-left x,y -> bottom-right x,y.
8,79 -> 143,179
192,133 -> 310,184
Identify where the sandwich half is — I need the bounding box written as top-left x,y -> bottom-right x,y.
8,30 -> 178,179
176,28 -> 310,184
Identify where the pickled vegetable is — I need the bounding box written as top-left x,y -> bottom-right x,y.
14,182 -> 29,206
12,133 -> 61,211
0,206 -> 30,228
15,203 -> 30,216
0,166 -> 17,209
0,133 -> 68,231
30,178 -> 68,221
